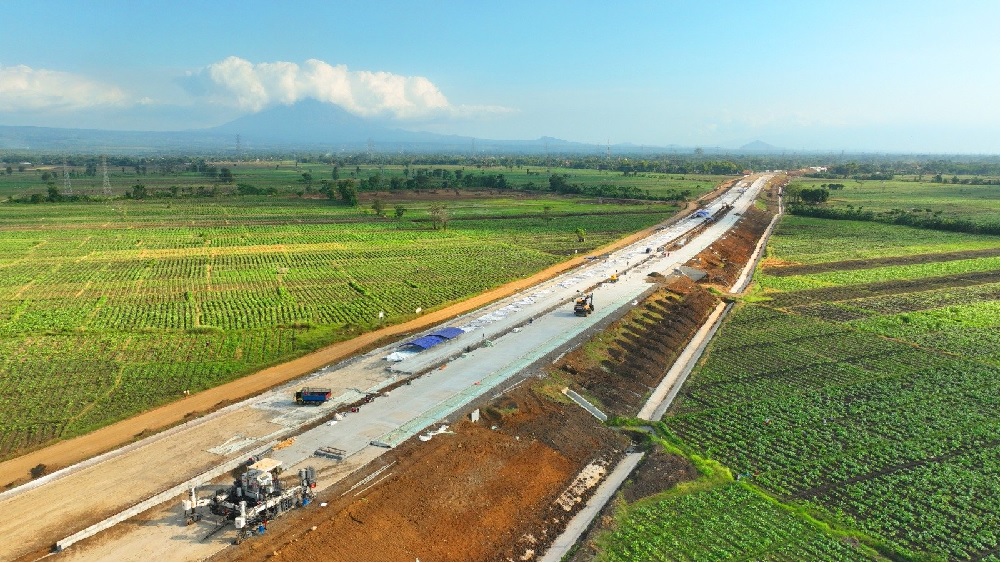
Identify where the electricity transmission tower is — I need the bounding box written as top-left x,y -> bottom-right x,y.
62,158 -> 73,196
101,156 -> 112,196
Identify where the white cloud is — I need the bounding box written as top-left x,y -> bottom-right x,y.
0,65 -> 127,112
185,56 -> 511,120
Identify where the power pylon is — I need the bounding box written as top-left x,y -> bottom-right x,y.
101,155 -> 112,196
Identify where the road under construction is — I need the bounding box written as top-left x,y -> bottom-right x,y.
0,173 -> 775,561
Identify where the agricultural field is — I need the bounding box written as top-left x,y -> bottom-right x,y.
763,214 -> 1000,265
786,176 -> 999,224
0,193 -> 682,460
664,217 -> 999,560
595,480 -> 876,561
0,159 -> 733,201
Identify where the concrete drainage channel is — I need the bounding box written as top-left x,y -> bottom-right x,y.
540,188 -> 784,562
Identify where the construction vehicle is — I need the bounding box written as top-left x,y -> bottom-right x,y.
182,458 -> 317,544
574,293 -> 595,317
295,387 -> 332,405
609,273 -> 619,283
710,203 -> 734,221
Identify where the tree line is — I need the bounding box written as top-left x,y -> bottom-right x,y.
3,152 -> 997,178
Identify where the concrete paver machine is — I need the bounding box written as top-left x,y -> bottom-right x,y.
182,458 -> 318,544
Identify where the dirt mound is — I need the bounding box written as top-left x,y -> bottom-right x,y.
620,448 -> 698,504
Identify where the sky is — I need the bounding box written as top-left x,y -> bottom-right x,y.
0,0 -> 999,153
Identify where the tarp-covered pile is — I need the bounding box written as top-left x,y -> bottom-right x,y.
400,327 -> 465,351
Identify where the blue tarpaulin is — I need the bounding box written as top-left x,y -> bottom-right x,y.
430,327 -> 464,339
400,327 -> 465,351
403,335 -> 446,350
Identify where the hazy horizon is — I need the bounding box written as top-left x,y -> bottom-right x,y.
0,0 -> 999,153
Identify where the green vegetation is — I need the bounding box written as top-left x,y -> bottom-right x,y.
0,192 -> 681,460
763,215 -> 999,264
597,480 -> 876,561
663,217 -> 1000,560
593,426 -> 877,561
0,158 -> 734,203
785,176 -> 999,234
789,176 -> 999,223
758,255 -> 999,292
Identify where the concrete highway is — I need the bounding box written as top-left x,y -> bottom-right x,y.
2,173 -> 771,561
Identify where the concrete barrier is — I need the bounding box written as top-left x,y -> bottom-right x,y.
562,389 -> 608,421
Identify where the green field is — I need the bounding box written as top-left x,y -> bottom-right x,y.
659,218 -> 1000,560
597,479 -> 876,561
0,193 -> 682,460
0,160 -> 733,201
763,215 -> 999,265
786,176 -> 999,224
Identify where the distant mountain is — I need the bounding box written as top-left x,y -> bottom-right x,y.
0,124 -> 233,153
738,140 -> 780,152
0,102 -> 785,155
209,102 -> 607,153
0,101 -> 603,154
208,100 -> 456,147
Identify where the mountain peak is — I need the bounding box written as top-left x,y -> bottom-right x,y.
739,140 -> 778,151
210,101 -> 372,142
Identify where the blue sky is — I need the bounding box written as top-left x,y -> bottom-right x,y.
0,0 -> 999,152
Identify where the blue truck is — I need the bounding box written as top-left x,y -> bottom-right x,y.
295,387 -> 332,405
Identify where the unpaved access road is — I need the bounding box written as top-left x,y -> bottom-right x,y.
1,176 -> 764,562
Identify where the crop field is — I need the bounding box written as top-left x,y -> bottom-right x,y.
596,481 -> 875,561
786,176 -> 999,224
0,160 -> 732,201
763,215 -> 999,264
0,195 -> 680,459
665,217 -> 999,560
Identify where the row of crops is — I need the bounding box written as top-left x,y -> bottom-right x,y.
655,217 -> 999,560
596,482 -> 875,561
0,198 -> 675,459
